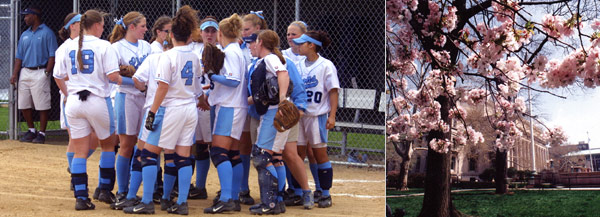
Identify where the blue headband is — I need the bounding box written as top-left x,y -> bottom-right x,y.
292,21 -> 307,30
293,34 -> 322,46
201,20 -> 219,30
64,14 -> 81,30
116,17 -> 126,29
250,11 -> 264,20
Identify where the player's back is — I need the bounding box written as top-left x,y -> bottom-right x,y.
155,45 -> 202,107
61,35 -> 119,98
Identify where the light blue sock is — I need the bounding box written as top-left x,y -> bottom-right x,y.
231,163 -> 243,200
195,159 -> 210,189
275,165 -> 286,202
67,152 -> 74,170
266,165 -> 278,180
177,165 -> 193,205
216,161 -> 233,202
87,149 -> 95,158
163,162 -> 176,200
141,164 -> 157,204
127,150 -> 142,200
310,163 -> 321,191
116,155 -> 131,194
71,158 -> 87,200
99,151 -> 115,190
318,161 -> 332,196
240,154 -> 251,191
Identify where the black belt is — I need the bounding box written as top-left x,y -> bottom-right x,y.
25,65 -> 46,70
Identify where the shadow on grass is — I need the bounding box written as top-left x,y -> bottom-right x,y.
388,190 -> 600,217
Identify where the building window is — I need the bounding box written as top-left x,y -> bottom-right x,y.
469,158 -> 477,171
416,157 -> 421,172
451,156 -> 456,170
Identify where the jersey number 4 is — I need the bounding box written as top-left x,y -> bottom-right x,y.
69,50 -> 94,74
181,61 -> 193,86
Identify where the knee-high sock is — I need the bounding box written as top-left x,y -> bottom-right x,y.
162,162 -> 177,200
216,161 -> 233,202
141,163 -> 157,204
310,163 -> 321,191
71,158 -> 88,200
195,159 -> 210,189
240,154 -> 251,191
99,151 -> 116,191
126,149 -> 142,200
155,155 -> 162,191
177,165 -> 193,205
116,155 -> 131,193
275,165 -> 286,202
231,162 -> 243,200
317,161 -> 332,196
67,152 -> 74,170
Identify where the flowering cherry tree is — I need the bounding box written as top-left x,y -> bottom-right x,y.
387,0 -> 591,216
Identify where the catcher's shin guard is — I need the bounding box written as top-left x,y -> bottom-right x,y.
253,149 -> 279,209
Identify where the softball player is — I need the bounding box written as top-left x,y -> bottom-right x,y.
53,9 -> 123,210
55,13 -> 99,186
124,6 -> 201,215
293,30 -> 339,208
282,21 -> 307,65
233,11 -> 270,206
202,13 -> 248,214
187,16 -> 219,200
108,11 -> 151,202
149,16 -> 172,54
281,20 -> 319,208
244,30 -> 291,215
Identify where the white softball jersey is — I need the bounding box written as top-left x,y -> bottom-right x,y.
53,35 -> 119,98
155,45 -> 203,107
150,40 -> 163,54
132,53 -> 160,109
296,55 -> 340,116
282,48 -> 305,66
207,42 -> 248,108
112,38 -> 151,96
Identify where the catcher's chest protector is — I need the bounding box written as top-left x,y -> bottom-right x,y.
251,61 -> 270,115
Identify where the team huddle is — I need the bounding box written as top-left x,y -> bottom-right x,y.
51,5 -> 339,215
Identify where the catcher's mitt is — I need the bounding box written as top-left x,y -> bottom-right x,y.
273,99 -> 300,132
119,65 -> 136,77
202,43 -> 225,78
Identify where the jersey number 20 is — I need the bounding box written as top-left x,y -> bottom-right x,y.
306,90 -> 323,103
69,50 -> 94,74
181,61 -> 193,86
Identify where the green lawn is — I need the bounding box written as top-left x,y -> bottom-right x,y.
387,190 -> 600,217
387,188 -> 425,195
328,131 -> 385,150
0,107 -> 61,132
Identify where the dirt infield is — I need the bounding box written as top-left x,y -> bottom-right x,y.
0,138 -> 385,216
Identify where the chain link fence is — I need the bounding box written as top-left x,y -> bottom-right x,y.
4,0 -> 384,166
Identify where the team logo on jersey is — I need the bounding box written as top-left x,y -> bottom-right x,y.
129,54 -> 148,69
303,75 -> 318,88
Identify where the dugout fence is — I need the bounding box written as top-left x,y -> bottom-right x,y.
3,0 -> 385,167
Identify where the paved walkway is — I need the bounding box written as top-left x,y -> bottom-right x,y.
386,187 -> 600,198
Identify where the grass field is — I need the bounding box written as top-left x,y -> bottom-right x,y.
387,190 -> 600,216
0,107 -> 61,132
328,131 -> 385,150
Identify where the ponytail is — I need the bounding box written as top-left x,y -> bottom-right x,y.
257,30 -> 285,65
77,14 -> 86,70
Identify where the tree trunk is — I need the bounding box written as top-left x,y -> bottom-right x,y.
418,147 -> 461,217
495,149 -> 508,194
397,157 -> 410,190
418,95 -> 461,217
395,141 -> 413,191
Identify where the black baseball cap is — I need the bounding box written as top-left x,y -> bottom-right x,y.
21,7 -> 41,16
